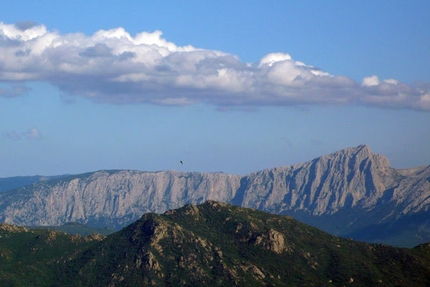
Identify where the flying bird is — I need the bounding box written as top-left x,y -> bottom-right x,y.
180,160 -> 183,164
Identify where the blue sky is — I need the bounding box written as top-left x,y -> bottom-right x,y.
1,1 -> 429,177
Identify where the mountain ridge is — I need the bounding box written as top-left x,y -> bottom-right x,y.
1,144 -> 429,246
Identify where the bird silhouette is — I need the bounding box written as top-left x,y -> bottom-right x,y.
180,160 -> 183,164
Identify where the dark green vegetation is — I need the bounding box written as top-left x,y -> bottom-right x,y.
28,222 -> 114,236
2,201 -> 430,286
0,224 -> 103,286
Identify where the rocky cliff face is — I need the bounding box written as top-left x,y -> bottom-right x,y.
233,145 -> 430,246
0,170 -> 241,229
245,145 -> 419,213
1,145 -> 429,246
235,145 -> 397,214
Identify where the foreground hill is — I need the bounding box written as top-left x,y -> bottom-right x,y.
0,223 -> 103,286
49,202 -> 430,286
2,202 -> 430,286
1,145 -> 430,246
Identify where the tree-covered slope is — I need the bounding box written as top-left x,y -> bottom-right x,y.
63,201 -> 430,286
0,223 -> 103,287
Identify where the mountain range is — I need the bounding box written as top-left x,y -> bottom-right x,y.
2,201 -> 430,286
1,144 -> 429,247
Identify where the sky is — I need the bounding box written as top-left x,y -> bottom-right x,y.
1,1 -> 429,177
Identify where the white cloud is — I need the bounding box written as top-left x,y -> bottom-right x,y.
361,75 -> 380,87
1,21 -> 46,41
258,53 -> 292,67
0,22 -> 429,111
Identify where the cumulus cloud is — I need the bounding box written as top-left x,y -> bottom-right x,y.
3,128 -> 42,141
0,22 -> 429,111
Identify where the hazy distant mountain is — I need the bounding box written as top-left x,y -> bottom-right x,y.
1,145 -> 429,246
0,174 -> 68,193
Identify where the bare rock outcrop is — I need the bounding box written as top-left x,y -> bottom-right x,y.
254,229 -> 290,253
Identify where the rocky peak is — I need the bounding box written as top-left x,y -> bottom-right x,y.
317,144 -> 390,170
238,145 -> 396,215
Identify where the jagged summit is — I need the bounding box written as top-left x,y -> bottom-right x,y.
240,144 -> 395,216
313,144 -> 390,169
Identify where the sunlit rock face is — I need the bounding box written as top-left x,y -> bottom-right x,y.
237,144 -> 397,214
0,170 -> 241,229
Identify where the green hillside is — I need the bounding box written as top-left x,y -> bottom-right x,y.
0,224 -> 103,286
28,222 -> 114,237
63,201 -> 430,286
2,201 -> 430,286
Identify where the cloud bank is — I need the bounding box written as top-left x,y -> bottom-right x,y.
0,22 -> 429,110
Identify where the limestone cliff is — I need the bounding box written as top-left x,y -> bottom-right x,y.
0,171 -> 241,229
236,145 -> 399,214
0,145 -> 429,246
